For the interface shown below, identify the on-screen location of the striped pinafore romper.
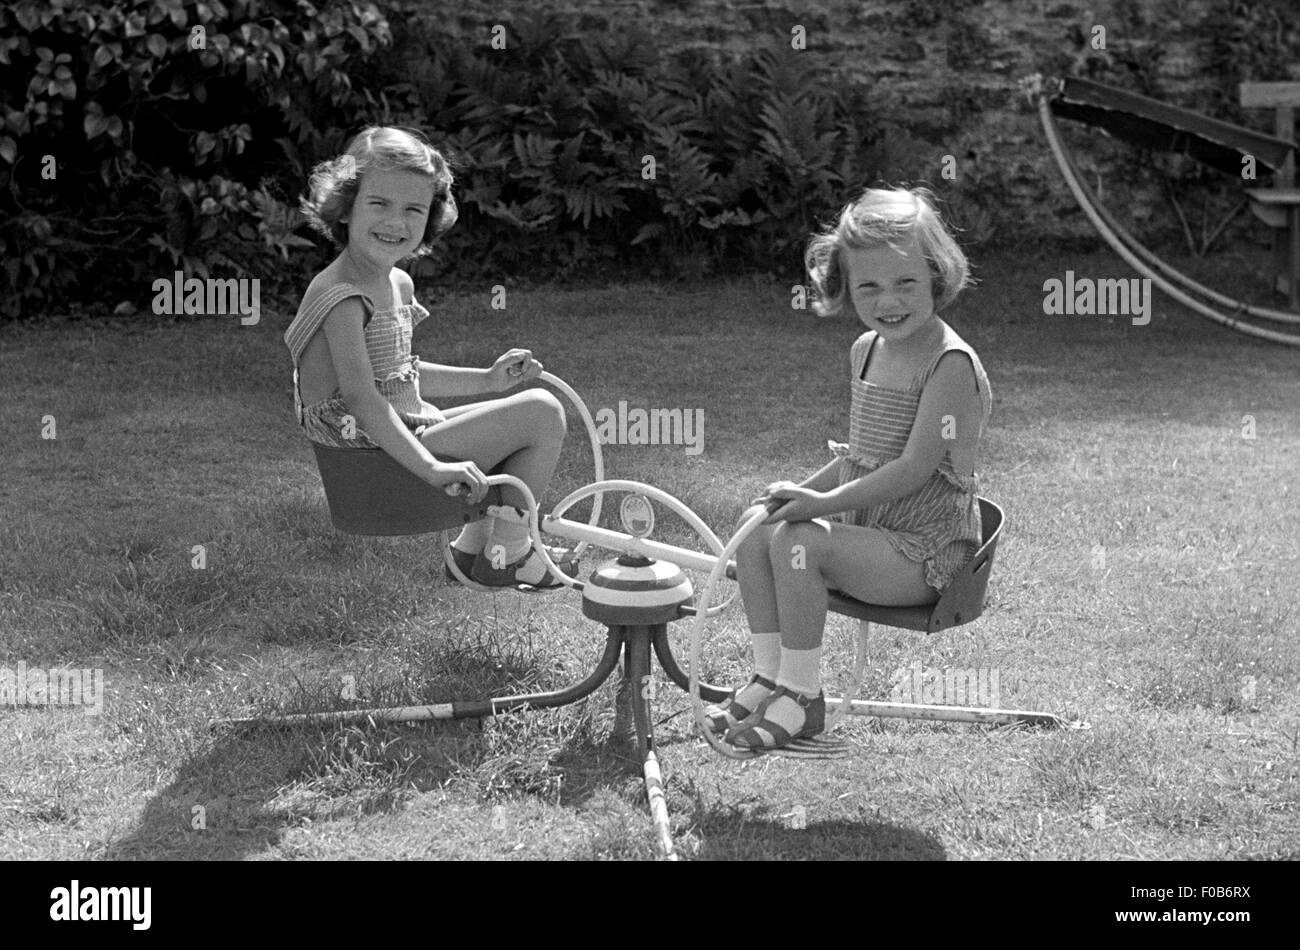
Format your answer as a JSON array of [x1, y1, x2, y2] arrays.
[[282, 281, 446, 448], [828, 326, 993, 594]]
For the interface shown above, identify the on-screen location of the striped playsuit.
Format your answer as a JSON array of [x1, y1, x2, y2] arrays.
[[828, 326, 993, 594], [282, 281, 446, 448]]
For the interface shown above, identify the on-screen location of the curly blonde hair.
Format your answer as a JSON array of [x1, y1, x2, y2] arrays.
[[806, 187, 971, 316], [300, 126, 458, 257]]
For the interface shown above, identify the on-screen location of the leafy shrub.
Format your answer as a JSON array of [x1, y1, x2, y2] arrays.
[[0, 3, 941, 314], [7, 1, 1300, 319], [344, 10, 890, 281], [0, 0, 392, 319]]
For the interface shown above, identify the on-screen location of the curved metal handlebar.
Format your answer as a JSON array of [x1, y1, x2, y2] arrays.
[[442, 371, 609, 591], [547, 478, 739, 617], [442, 373, 787, 755]]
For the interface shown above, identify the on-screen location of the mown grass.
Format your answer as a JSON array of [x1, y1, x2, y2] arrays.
[[1, 242, 1297, 860]]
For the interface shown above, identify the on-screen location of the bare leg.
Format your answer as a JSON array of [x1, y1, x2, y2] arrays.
[[734, 504, 781, 633], [769, 519, 937, 650], [418, 389, 566, 511], [702, 505, 781, 728], [731, 519, 936, 747]]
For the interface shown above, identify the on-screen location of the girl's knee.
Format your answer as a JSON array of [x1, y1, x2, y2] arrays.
[[518, 389, 566, 438], [736, 503, 767, 530], [735, 505, 775, 555], [769, 520, 827, 567]]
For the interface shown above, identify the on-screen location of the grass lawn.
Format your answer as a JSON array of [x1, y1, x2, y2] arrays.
[[2, 244, 1297, 860]]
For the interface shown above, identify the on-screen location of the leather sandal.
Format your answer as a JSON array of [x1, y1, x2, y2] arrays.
[[469, 544, 579, 589], [728, 686, 826, 750], [702, 674, 776, 733], [444, 546, 478, 585]]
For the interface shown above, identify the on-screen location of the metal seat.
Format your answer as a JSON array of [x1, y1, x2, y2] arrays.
[[310, 443, 500, 537], [827, 497, 1003, 633]]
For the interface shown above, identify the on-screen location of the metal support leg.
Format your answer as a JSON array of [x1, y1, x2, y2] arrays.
[[215, 628, 624, 728], [623, 624, 677, 860], [651, 623, 731, 704]]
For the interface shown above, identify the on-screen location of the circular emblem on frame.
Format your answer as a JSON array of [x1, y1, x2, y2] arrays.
[[620, 494, 654, 539]]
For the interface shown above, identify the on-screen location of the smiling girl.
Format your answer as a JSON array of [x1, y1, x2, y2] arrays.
[[284, 127, 576, 588], [705, 187, 993, 750]]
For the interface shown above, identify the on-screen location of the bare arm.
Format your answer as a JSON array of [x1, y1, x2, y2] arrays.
[[416, 361, 499, 399], [752, 459, 845, 509], [799, 459, 843, 493]]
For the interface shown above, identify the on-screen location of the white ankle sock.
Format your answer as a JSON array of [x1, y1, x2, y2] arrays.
[[485, 505, 532, 566], [484, 504, 559, 584], [752, 632, 781, 682], [749, 645, 822, 737], [732, 632, 780, 710], [452, 519, 490, 554], [776, 645, 822, 698]]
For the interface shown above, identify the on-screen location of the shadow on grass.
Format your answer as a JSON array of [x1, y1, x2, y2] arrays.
[[550, 739, 644, 803], [103, 716, 486, 860], [102, 649, 638, 860], [691, 811, 945, 860]]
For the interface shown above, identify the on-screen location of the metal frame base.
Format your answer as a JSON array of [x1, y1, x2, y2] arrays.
[[215, 623, 1079, 859]]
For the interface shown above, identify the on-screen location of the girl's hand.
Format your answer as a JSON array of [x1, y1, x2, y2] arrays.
[[757, 482, 825, 524], [751, 480, 801, 509], [429, 460, 490, 503], [489, 349, 543, 391]]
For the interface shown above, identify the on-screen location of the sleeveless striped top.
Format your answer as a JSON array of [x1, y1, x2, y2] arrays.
[[829, 324, 993, 593], [282, 281, 446, 449]]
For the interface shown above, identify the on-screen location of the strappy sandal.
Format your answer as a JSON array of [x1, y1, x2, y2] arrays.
[[444, 546, 478, 585], [727, 686, 826, 751], [702, 674, 776, 733], [469, 544, 579, 589]]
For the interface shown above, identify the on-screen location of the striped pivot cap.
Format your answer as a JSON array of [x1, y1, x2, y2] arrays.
[[581, 555, 694, 625]]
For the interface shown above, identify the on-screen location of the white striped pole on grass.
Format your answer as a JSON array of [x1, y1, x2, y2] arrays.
[[642, 750, 677, 860]]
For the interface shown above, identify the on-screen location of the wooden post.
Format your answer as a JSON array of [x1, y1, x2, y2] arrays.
[[1276, 104, 1295, 187], [1240, 82, 1300, 304]]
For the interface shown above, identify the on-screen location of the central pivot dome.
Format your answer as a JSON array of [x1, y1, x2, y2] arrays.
[[581, 554, 694, 625]]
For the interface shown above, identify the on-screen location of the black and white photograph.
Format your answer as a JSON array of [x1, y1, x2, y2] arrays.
[[0, 0, 1295, 900]]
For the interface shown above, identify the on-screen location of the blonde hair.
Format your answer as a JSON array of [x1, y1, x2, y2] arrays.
[[301, 126, 457, 257], [806, 186, 971, 316]]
